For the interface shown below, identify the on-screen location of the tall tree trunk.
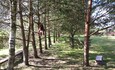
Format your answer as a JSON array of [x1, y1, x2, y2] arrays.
[[55, 31, 58, 41], [48, 23, 51, 48], [53, 24, 56, 43], [32, 20, 39, 58], [47, 9, 51, 48], [25, 23, 30, 65], [58, 32, 60, 37], [7, 0, 17, 70], [44, 9, 48, 49], [55, 17, 58, 42], [84, 0, 92, 66], [37, 0, 43, 53], [19, 0, 29, 65], [53, 30, 56, 43], [69, 34, 74, 48], [23, 0, 36, 65], [37, 21, 43, 53], [30, 0, 38, 58], [48, 28, 51, 48], [38, 35, 43, 53]]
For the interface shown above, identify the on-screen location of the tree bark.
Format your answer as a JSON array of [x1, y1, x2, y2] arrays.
[[38, 35, 43, 53], [25, 23, 30, 65], [47, 9, 51, 48], [19, 0, 29, 65], [53, 28, 56, 43], [32, 21, 39, 58], [69, 34, 74, 48], [48, 22, 51, 48], [84, 0, 92, 66], [7, 0, 17, 70], [44, 9, 48, 49], [37, 0, 43, 53], [30, 0, 39, 58], [56, 31, 58, 41], [44, 2, 48, 49]]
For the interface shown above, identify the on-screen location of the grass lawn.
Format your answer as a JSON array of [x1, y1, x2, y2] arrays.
[[1, 35, 115, 70], [90, 36, 115, 69], [49, 35, 115, 69]]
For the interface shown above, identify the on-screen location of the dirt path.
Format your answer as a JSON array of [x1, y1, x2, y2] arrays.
[[14, 48, 84, 70], [14, 48, 110, 70]]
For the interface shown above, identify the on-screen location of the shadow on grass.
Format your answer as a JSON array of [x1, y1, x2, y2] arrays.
[[56, 50, 84, 66], [89, 53, 115, 69], [15, 36, 115, 70]]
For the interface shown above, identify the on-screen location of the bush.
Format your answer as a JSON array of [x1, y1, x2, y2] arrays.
[[0, 30, 9, 49]]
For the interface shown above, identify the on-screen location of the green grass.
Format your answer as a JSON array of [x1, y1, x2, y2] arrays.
[[51, 35, 115, 69], [1, 35, 115, 70], [90, 36, 115, 64]]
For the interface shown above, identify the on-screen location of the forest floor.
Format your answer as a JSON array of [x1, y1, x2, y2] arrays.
[[14, 46, 115, 70], [0, 36, 115, 70], [14, 36, 115, 70]]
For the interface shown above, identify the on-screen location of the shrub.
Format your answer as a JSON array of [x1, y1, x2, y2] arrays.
[[0, 30, 9, 49]]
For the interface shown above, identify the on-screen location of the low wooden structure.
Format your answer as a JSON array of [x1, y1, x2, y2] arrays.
[[0, 50, 23, 69]]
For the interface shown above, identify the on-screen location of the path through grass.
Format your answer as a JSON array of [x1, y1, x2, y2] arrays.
[[3, 36, 115, 70]]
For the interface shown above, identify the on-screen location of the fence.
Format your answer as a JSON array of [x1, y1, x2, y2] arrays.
[[0, 50, 23, 69]]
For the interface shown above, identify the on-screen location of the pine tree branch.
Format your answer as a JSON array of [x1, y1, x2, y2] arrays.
[[90, 24, 115, 36]]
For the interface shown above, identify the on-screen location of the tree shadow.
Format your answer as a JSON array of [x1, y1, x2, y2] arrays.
[[27, 58, 83, 70], [89, 53, 115, 69]]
